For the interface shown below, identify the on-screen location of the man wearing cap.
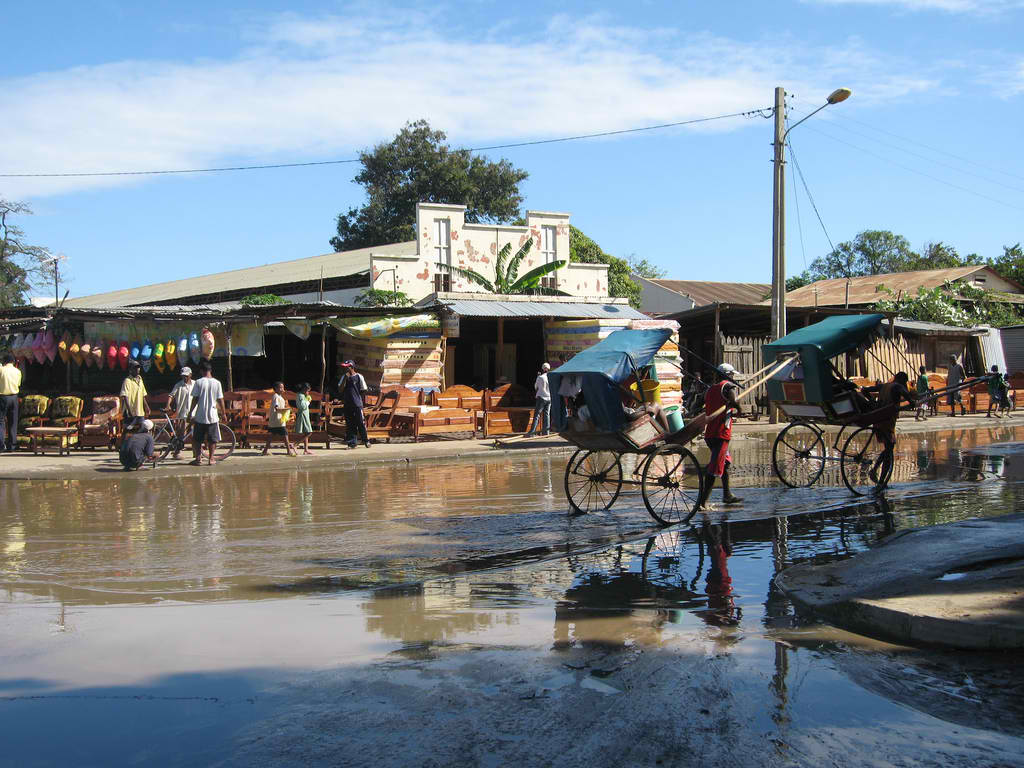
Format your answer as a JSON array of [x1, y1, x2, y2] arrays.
[[0, 354, 22, 452], [695, 363, 744, 511], [336, 360, 369, 448], [167, 367, 194, 459], [120, 360, 148, 431], [119, 419, 155, 471], [525, 362, 552, 437]]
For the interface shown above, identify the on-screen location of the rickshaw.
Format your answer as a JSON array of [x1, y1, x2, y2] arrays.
[[553, 328, 794, 525], [763, 313, 985, 495]]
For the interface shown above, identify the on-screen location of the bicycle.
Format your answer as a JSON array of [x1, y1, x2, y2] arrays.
[[152, 410, 236, 463]]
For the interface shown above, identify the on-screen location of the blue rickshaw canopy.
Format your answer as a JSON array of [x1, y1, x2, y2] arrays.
[[549, 328, 672, 432]]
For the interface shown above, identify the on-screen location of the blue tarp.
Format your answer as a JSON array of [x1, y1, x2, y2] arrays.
[[549, 328, 672, 432]]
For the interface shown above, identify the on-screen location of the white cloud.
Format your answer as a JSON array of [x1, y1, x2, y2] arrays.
[[802, 0, 1024, 12], [0, 13, 949, 197]]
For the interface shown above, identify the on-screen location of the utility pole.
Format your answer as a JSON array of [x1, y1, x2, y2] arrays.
[[770, 86, 787, 343]]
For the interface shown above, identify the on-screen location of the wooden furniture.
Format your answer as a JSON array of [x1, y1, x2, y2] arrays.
[[79, 396, 121, 450], [342, 385, 418, 443], [15, 395, 50, 450], [243, 390, 284, 448], [221, 391, 248, 439], [413, 408, 477, 440], [925, 374, 945, 416], [42, 395, 84, 450], [27, 426, 78, 456], [1009, 375, 1024, 410], [969, 380, 988, 414], [481, 383, 535, 438], [420, 385, 485, 439]]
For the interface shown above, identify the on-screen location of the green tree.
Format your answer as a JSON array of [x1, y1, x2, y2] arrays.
[[330, 120, 529, 252], [239, 293, 289, 306], [809, 230, 917, 279], [0, 199, 54, 308], [989, 243, 1024, 286], [786, 271, 814, 292], [626, 254, 667, 279], [354, 288, 413, 307], [435, 238, 566, 296], [569, 226, 641, 308], [874, 280, 1024, 328]]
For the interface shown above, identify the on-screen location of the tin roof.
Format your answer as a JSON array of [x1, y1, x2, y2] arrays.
[[646, 280, 771, 306], [437, 298, 648, 319], [63, 241, 418, 309], [784, 266, 1024, 307]]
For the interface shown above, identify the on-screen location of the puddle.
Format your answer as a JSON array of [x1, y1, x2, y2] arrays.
[[2, 425, 1024, 765]]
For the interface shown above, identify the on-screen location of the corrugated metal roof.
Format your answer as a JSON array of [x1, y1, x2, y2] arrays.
[[647, 280, 771, 306], [784, 266, 1022, 307], [439, 299, 648, 319], [887, 318, 985, 336], [64, 241, 418, 309]]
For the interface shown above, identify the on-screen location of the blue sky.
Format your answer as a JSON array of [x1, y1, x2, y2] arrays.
[[5, 0, 1024, 300]]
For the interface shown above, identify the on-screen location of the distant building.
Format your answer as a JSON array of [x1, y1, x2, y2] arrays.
[[632, 276, 770, 316], [784, 266, 1024, 308]]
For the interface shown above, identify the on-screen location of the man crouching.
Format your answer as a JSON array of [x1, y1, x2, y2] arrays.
[[119, 419, 155, 471]]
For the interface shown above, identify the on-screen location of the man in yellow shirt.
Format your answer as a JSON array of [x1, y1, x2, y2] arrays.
[[120, 360, 148, 430], [0, 354, 22, 452]]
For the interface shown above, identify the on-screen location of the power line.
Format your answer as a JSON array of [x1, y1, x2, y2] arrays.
[[0, 108, 770, 179], [799, 122, 1024, 213], [788, 102, 1024, 196], [791, 97, 1024, 187], [786, 137, 837, 254]]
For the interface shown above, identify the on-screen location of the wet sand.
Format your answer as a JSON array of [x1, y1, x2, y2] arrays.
[[2, 426, 1024, 766]]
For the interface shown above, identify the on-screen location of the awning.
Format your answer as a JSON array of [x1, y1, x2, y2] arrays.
[[435, 299, 647, 320]]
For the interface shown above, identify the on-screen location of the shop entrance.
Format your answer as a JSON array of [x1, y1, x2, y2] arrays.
[[447, 318, 545, 390]]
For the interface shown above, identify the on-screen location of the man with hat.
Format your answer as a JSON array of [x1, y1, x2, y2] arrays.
[[120, 359, 148, 431], [694, 363, 744, 511], [119, 418, 155, 471], [167, 366, 194, 459], [335, 359, 370, 448], [525, 362, 552, 437]]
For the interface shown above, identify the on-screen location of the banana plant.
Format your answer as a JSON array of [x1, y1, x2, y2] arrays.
[[435, 238, 568, 295]]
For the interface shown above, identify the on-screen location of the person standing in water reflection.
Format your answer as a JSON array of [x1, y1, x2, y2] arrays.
[[695, 363, 743, 511], [525, 362, 551, 437], [187, 359, 225, 466], [337, 360, 369, 448]]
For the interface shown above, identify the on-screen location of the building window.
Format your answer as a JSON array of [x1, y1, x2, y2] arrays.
[[541, 225, 557, 290], [434, 219, 452, 292]]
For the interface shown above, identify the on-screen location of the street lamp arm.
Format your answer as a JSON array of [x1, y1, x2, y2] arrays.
[[781, 101, 830, 143], [780, 87, 851, 143]]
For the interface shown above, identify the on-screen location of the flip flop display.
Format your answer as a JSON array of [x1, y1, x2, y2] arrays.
[[92, 341, 104, 369], [118, 341, 130, 370], [42, 330, 56, 363], [80, 340, 93, 367], [165, 339, 177, 370], [201, 328, 215, 359], [69, 335, 83, 366], [129, 341, 141, 362], [154, 341, 165, 373], [106, 341, 118, 370], [178, 336, 189, 366], [189, 332, 201, 364], [58, 331, 71, 363], [140, 340, 153, 372]]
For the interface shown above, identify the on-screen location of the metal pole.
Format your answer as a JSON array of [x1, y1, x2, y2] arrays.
[[771, 86, 786, 342]]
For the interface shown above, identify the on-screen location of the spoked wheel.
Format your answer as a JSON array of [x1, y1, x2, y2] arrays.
[[564, 449, 623, 514], [840, 427, 892, 496], [152, 424, 183, 462], [772, 420, 827, 488], [641, 445, 703, 526], [184, 424, 237, 463]]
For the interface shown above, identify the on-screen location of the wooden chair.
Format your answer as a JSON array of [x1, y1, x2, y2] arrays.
[[79, 396, 121, 450], [925, 374, 946, 416], [481, 383, 536, 438], [221, 391, 248, 443], [969, 380, 988, 414], [15, 395, 51, 450], [350, 386, 418, 443], [41, 395, 84, 450], [244, 390, 279, 448], [1009, 375, 1024, 411]]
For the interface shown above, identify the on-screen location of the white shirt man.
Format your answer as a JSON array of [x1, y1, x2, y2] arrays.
[[169, 368, 194, 418], [526, 362, 552, 436]]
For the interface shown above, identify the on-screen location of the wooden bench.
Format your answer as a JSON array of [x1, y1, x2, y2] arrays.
[[359, 387, 417, 443], [413, 408, 478, 440], [481, 383, 535, 438]]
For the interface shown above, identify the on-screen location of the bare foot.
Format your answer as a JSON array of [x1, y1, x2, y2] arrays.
[[189, 459, 202, 466], [208, 458, 217, 465], [303, 450, 312, 456], [261, 449, 269, 456]]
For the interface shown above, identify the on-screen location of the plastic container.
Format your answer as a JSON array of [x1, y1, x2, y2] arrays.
[[630, 379, 662, 404], [663, 404, 685, 433]]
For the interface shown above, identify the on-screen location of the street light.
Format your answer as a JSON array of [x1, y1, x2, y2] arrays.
[[770, 86, 851, 342]]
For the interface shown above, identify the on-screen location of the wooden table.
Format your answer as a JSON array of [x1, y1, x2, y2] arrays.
[[26, 427, 78, 456]]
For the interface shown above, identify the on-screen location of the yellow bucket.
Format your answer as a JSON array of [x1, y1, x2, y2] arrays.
[[630, 379, 662, 404]]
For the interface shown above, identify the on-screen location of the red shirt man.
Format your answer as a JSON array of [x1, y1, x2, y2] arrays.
[[695, 363, 743, 510]]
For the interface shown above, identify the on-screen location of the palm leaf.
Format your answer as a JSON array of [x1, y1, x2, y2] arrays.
[[509, 260, 566, 293], [522, 285, 571, 297], [434, 262, 494, 293], [494, 243, 512, 292], [505, 239, 533, 287]]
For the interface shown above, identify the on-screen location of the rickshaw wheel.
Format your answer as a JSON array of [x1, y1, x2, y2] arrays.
[[564, 449, 623, 515], [840, 427, 893, 496], [641, 445, 703, 526], [772, 420, 827, 488]]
